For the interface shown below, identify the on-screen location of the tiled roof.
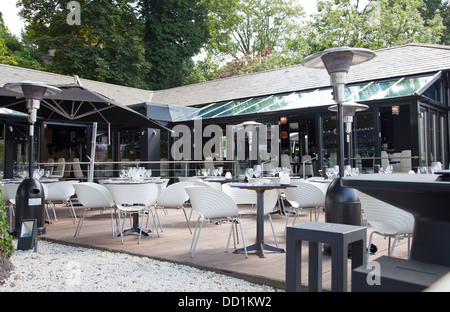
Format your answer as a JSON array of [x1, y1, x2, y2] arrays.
[[0, 64, 154, 105], [0, 43, 448, 108], [151, 43, 450, 107]]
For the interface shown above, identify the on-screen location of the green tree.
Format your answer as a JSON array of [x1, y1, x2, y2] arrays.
[[139, 0, 209, 90], [195, 0, 305, 80], [19, 0, 150, 88], [0, 13, 19, 66], [304, 0, 444, 52]]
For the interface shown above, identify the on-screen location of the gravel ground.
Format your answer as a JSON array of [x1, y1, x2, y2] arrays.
[[0, 240, 282, 292]]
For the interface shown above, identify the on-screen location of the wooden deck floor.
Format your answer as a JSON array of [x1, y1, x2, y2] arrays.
[[37, 201, 410, 291]]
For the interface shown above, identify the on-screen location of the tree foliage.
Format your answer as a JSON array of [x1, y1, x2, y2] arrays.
[[1, 0, 449, 88], [139, 0, 209, 90], [18, 0, 149, 88], [301, 0, 444, 53]]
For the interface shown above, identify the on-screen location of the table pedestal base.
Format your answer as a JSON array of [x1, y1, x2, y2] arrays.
[[234, 243, 284, 258]]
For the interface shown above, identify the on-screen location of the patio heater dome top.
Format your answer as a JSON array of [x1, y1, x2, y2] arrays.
[[328, 102, 369, 116], [236, 121, 263, 127], [4, 81, 62, 100], [302, 47, 376, 74]]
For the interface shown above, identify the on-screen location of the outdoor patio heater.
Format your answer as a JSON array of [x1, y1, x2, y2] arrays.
[[4, 81, 62, 236], [302, 47, 375, 250], [328, 102, 369, 167]]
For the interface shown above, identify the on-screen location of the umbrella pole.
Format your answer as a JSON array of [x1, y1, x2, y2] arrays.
[[88, 122, 97, 182]]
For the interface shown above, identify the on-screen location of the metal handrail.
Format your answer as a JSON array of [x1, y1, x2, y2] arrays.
[[37, 160, 240, 181]]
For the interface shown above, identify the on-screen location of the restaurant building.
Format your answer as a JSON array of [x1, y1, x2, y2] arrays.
[[0, 43, 449, 178]]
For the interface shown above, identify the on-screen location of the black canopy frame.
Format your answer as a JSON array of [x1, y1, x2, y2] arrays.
[[0, 84, 171, 131]]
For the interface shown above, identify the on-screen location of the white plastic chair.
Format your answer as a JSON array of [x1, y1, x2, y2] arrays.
[[381, 151, 389, 170], [357, 191, 414, 260], [73, 182, 116, 238], [186, 186, 247, 258], [400, 150, 412, 173], [239, 189, 280, 248], [50, 158, 65, 178], [283, 180, 326, 233], [72, 158, 86, 180], [108, 183, 160, 244], [280, 154, 294, 173], [155, 181, 194, 234], [299, 154, 313, 177], [222, 183, 256, 207], [1, 183, 18, 231], [45, 181, 78, 224]]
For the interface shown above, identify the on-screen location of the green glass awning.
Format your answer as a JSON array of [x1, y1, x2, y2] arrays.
[[175, 73, 439, 121]]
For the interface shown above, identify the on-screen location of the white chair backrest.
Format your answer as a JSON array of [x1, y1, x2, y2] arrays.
[[263, 189, 279, 214], [108, 183, 159, 207], [202, 181, 222, 191], [1, 184, 10, 202], [186, 186, 239, 219], [72, 158, 85, 179], [4, 183, 19, 204], [53, 158, 65, 176], [400, 150, 412, 173], [47, 181, 76, 201], [284, 181, 325, 208], [47, 158, 55, 174], [280, 154, 292, 171], [357, 191, 414, 235], [301, 154, 313, 176], [381, 151, 389, 169], [156, 181, 192, 206], [222, 183, 256, 205], [73, 182, 115, 208]]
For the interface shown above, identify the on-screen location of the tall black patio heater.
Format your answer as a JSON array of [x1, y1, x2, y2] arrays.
[[302, 48, 375, 252], [4, 81, 62, 236]]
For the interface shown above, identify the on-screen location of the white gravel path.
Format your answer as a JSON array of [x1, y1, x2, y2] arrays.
[[0, 240, 282, 292]]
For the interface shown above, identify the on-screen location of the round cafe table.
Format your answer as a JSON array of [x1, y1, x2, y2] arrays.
[[230, 182, 296, 258], [341, 172, 450, 267], [104, 180, 164, 237]]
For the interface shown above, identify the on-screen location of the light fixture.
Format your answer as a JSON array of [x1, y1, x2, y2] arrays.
[[280, 116, 288, 124], [328, 102, 369, 134], [392, 106, 400, 115]]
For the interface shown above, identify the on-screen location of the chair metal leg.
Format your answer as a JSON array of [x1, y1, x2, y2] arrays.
[[52, 203, 58, 223], [268, 215, 279, 248], [190, 218, 205, 257], [44, 204, 53, 226], [181, 206, 192, 234], [236, 218, 248, 258], [66, 200, 77, 224], [74, 209, 88, 237]]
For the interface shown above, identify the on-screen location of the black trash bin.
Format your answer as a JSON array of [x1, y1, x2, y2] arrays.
[[14, 178, 46, 236]]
